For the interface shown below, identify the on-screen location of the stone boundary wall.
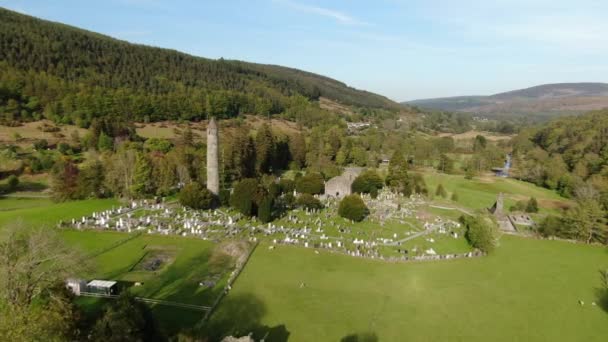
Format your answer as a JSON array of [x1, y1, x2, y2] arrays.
[[273, 241, 485, 263]]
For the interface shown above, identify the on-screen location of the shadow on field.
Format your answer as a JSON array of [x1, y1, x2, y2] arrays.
[[340, 332, 379, 342], [595, 288, 608, 313], [199, 293, 290, 342], [596, 269, 608, 314]]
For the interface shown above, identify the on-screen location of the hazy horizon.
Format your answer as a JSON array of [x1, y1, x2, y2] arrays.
[[2, 0, 607, 101]]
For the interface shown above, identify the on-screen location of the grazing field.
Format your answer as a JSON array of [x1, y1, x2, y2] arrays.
[[0, 197, 118, 227], [0, 120, 87, 145], [0, 196, 234, 335], [423, 172, 571, 214], [210, 236, 608, 341], [65, 230, 231, 334]]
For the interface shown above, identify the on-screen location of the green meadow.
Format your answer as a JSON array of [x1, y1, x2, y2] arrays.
[[423, 172, 571, 215], [211, 236, 608, 341]]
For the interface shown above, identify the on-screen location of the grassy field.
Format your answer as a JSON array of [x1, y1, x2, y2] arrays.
[[0, 197, 118, 227], [64, 230, 229, 334], [0, 196, 232, 335], [423, 172, 571, 215], [210, 236, 608, 341]]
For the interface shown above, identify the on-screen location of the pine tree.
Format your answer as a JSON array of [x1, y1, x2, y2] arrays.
[[255, 124, 275, 175]]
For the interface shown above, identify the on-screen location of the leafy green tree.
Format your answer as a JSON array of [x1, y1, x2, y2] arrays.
[[437, 153, 454, 173], [537, 215, 565, 237], [130, 153, 154, 198], [97, 131, 114, 151], [230, 178, 259, 216], [295, 172, 324, 195], [525, 197, 539, 213], [351, 170, 383, 195], [460, 215, 497, 253], [50, 159, 80, 201], [278, 178, 295, 194], [338, 195, 369, 222], [144, 138, 173, 153], [91, 292, 163, 342], [0, 226, 86, 342], [77, 160, 105, 198], [179, 182, 216, 210], [566, 199, 607, 244], [6, 174, 19, 192], [295, 193, 323, 210]]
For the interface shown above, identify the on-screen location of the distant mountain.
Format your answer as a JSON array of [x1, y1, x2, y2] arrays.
[[0, 7, 398, 125], [405, 83, 608, 117]]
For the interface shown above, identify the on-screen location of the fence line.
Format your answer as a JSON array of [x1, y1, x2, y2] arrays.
[[200, 241, 259, 325], [87, 231, 143, 258], [78, 292, 211, 311]]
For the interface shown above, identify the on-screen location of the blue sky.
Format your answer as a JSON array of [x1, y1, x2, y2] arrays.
[[2, 0, 608, 101]]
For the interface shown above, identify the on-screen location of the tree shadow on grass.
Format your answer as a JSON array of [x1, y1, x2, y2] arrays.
[[595, 269, 608, 314], [197, 292, 290, 342], [340, 332, 379, 342], [595, 287, 608, 313]]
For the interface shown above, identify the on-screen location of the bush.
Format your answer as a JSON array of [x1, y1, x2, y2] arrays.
[[296, 193, 324, 210], [179, 182, 216, 209], [351, 170, 383, 195], [526, 197, 539, 213], [57, 142, 72, 155], [460, 215, 497, 253], [537, 215, 565, 237], [278, 178, 295, 194], [257, 196, 273, 223], [33, 139, 48, 150], [219, 189, 231, 207], [338, 195, 369, 222], [6, 175, 19, 192], [295, 172, 324, 195], [230, 178, 259, 216], [451, 192, 459, 201], [510, 200, 526, 212], [435, 184, 447, 198]]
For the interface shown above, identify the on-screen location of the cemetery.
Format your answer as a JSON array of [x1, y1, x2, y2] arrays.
[[58, 187, 475, 262]]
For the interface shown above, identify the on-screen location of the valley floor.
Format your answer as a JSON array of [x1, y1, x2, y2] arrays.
[[210, 236, 608, 341]]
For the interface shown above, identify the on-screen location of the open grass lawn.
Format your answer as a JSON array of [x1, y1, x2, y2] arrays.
[[0, 197, 119, 227], [210, 235, 608, 341], [65, 230, 229, 334], [423, 172, 571, 215], [0, 196, 231, 334]]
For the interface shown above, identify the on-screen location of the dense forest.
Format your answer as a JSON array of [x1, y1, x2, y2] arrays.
[[0, 8, 399, 126], [511, 110, 608, 242]]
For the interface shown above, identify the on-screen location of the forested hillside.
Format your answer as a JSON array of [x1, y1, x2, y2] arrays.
[[512, 109, 608, 201], [0, 8, 398, 126]]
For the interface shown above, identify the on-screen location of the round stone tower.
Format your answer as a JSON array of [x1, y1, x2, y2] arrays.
[[206, 117, 220, 195]]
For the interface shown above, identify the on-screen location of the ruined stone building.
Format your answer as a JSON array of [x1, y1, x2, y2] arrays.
[[324, 167, 363, 198]]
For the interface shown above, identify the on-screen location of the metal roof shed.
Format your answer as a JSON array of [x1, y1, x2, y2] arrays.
[[87, 280, 118, 295]]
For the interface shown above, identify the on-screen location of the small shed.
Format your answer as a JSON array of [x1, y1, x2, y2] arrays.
[[87, 280, 118, 295], [66, 278, 87, 296]]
